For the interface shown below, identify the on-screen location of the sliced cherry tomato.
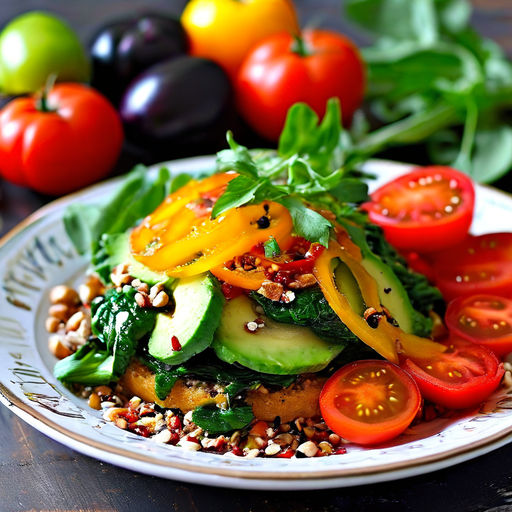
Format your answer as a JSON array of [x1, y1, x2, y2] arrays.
[[426, 233, 512, 300], [363, 166, 475, 252], [401, 336, 504, 409], [319, 360, 421, 445], [445, 295, 512, 357]]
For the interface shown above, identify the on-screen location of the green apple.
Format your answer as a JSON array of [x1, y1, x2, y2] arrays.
[[0, 11, 90, 94]]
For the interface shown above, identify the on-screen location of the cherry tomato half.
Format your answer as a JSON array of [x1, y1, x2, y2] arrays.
[[319, 360, 421, 445], [427, 233, 512, 301], [401, 336, 504, 409], [446, 295, 512, 357], [364, 166, 475, 252]]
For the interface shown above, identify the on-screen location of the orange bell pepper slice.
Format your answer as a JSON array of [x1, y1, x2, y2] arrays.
[[313, 237, 445, 363], [211, 266, 266, 290], [130, 172, 236, 254], [132, 201, 293, 277]]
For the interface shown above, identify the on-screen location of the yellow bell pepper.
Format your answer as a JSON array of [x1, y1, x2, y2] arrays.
[[313, 236, 445, 363]]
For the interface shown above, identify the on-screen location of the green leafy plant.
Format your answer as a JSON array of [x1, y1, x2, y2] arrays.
[[345, 0, 512, 183]]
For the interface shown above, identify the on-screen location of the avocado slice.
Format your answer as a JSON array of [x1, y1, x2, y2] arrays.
[[103, 232, 173, 287], [148, 273, 224, 365], [334, 260, 365, 316], [213, 295, 343, 375]]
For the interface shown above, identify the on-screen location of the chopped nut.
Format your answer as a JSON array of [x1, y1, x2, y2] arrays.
[[273, 433, 293, 446], [265, 443, 281, 456], [48, 335, 72, 359], [88, 393, 101, 410], [152, 290, 169, 308], [328, 433, 341, 445], [135, 292, 150, 308], [288, 273, 317, 289], [303, 426, 315, 439], [153, 429, 172, 443], [296, 441, 318, 458], [131, 278, 142, 288], [244, 448, 260, 459], [318, 441, 333, 454], [257, 280, 284, 301], [103, 406, 125, 421], [66, 311, 85, 331], [178, 438, 201, 451], [48, 304, 72, 322], [101, 401, 117, 410], [129, 396, 142, 409], [49, 285, 80, 306], [281, 290, 295, 303], [149, 283, 165, 301], [78, 275, 104, 304], [45, 316, 60, 333], [115, 417, 128, 429], [76, 318, 91, 339]]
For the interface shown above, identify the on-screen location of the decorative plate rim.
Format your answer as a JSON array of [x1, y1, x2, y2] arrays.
[[1, 155, 512, 490]]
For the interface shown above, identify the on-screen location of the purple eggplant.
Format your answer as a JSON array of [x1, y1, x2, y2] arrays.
[[120, 56, 234, 161], [89, 13, 188, 105]]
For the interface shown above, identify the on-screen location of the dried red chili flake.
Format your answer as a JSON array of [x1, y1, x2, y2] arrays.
[[334, 447, 347, 455], [171, 336, 182, 351], [128, 423, 151, 438], [119, 410, 139, 423], [276, 448, 295, 459], [221, 282, 244, 300], [186, 435, 201, 444], [169, 415, 182, 431], [231, 446, 243, 456], [169, 432, 180, 445]]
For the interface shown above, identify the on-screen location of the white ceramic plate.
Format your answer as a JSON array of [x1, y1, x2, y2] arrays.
[[1, 156, 512, 490]]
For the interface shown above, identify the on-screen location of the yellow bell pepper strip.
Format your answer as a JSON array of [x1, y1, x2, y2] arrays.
[[132, 202, 293, 277], [313, 238, 445, 363], [130, 172, 236, 254], [210, 266, 266, 290]]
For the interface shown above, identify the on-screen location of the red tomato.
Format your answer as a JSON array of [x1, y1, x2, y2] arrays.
[[401, 337, 504, 409], [445, 295, 512, 357], [364, 166, 475, 252], [236, 29, 365, 141], [319, 360, 421, 445], [427, 233, 512, 301], [0, 83, 123, 195]]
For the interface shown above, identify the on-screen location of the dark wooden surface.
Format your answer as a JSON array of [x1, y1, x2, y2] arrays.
[[2, 1, 512, 511]]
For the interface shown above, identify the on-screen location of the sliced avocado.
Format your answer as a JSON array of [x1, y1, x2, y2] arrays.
[[104, 232, 173, 287], [148, 273, 224, 365], [213, 295, 343, 375], [361, 254, 417, 333]]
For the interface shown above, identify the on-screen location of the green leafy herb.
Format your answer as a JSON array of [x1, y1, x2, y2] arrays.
[[345, 0, 512, 183], [213, 99, 370, 246], [263, 236, 281, 258], [92, 287, 157, 378], [191, 405, 254, 434], [54, 339, 114, 386]]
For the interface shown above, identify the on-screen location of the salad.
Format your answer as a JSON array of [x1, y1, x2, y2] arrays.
[[46, 100, 510, 458]]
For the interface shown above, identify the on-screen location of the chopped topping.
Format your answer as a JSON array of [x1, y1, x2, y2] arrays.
[[171, 335, 182, 351]]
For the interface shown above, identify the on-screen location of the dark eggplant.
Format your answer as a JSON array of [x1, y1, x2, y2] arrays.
[[120, 56, 234, 161], [89, 13, 188, 105]]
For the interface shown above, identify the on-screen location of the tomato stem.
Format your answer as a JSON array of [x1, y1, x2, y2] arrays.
[[36, 74, 57, 113], [291, 34, 311, 57]]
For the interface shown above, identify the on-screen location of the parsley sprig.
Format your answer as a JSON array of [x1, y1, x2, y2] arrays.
[[211, 99, 369, 247]]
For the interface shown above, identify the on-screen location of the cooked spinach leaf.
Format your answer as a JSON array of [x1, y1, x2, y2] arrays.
[[139, 349, 296, 401], [250, 287, 362, 345], [92, 287, 157, 378], [53, 339, 114, 385], [191, 405, 254, 434]]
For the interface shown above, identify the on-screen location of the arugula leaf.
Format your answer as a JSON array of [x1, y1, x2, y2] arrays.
[[54, 339, 114, 385], [263, 236, 281, 258], [278, 197, 332, 247], [346, 0, 512, 183], [92, 287, 157, 377], [191, 405, 254, 434], [211, 175, 264, 218], [64, 165, 171, 257]]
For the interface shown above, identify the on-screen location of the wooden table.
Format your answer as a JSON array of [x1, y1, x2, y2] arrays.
[[1, 1, 512, 510]]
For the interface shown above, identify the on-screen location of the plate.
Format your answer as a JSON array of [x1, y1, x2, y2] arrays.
[[1, 156, 512, 490]]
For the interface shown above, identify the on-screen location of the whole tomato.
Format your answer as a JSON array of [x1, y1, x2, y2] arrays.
[[181, 0, 299, 80], [0, 83, 123, 195], [236, 30, 366, 141]]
